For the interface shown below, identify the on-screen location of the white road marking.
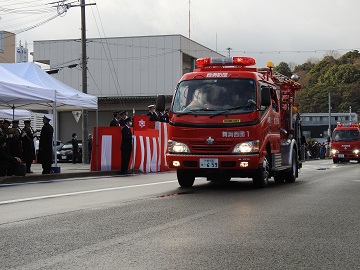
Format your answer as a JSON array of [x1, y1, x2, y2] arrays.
[[0, 180, 177, 205]]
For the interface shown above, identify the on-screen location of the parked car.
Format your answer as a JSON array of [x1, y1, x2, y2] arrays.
[[56, 140, 82, 163], [56, 141, 64, 151]]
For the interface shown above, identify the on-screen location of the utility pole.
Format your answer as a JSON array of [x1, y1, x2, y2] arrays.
[[188, 0, 191, 39], [80, 0, 88, 164], [51, 0, 95, 163], [328, 92, 331, 138], [349, 106, 352, 123], [69, 0, 95, 164]]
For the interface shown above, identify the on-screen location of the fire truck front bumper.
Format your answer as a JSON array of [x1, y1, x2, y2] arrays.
[[331, 152, 360, 160], [167, 154, 261, 172]]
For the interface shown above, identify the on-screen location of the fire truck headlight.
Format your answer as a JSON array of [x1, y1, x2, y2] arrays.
[[168, 140, 190, 153], [331, 149, 339, 155], [232, 140, 260, 154], [353, 149, 360, 155]]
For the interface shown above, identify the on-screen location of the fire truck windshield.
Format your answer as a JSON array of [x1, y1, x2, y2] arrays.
[[332, 129, 360, 142], [172, 79, 256, 114]]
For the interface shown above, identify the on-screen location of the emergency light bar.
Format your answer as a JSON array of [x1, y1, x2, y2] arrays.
[[337, 123, 359, 127], [196, 57, 256, 68]]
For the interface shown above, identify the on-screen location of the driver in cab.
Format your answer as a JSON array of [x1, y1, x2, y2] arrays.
[[186, 87, 209, 109]]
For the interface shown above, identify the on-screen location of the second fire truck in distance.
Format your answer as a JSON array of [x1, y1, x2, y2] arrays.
[[156, 56, 306, 188], [331, 123, 360, 163]]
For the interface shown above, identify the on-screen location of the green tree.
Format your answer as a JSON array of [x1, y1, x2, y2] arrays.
[[294, 61, 315, 73], [307, 56, 337, 86], [274, 62, 292, 77], [266, 51, 360, 114], [337, 50, 360, 65]]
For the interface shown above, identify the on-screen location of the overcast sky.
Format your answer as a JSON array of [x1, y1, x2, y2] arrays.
[[2, 0, 360, 67]]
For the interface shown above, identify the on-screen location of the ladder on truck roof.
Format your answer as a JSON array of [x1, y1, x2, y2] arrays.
[[271, 71, 301, 89]]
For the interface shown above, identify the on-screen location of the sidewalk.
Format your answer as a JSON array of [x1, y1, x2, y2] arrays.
[[0, 162, 122, 185]]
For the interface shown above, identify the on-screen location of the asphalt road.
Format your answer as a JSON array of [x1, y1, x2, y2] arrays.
[[0, 159, 359, 270]]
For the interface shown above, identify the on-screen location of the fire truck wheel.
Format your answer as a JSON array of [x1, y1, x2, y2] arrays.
[[333, 158, 339, 164], [253, 157, 269, 188], [177, 170, 195, 187], [284, 150, 297, 183]]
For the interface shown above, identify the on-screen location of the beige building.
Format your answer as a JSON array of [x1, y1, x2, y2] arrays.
[[0, 31, 15, 63]]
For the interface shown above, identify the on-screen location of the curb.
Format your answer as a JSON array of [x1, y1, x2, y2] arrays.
[[0, 170, 140, 185]]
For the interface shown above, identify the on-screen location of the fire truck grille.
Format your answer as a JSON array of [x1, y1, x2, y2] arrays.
[[189, 141, 232, 152]]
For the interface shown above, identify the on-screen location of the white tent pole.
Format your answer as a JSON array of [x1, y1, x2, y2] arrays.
[[53, 92, 58, 168]]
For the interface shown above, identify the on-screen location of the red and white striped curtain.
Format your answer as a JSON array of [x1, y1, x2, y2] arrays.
[[91, 122, 169, 173]]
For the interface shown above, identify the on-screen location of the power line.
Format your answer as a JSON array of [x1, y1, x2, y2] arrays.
[[88, 1, 124, 101]]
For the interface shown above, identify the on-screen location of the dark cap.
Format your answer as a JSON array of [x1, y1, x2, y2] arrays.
[[3, 119, 10, 125], [113, 111, 119, 116], [125, 117, 132, 123], [120, 111, 127, 115], [148, 104, 155, 109], [72, 133, 77, 137], [24, 119, 31, 123]]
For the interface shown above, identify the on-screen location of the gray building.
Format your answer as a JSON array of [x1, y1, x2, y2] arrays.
[[33, 34, 224, 142], [300, 112, 359, 142]]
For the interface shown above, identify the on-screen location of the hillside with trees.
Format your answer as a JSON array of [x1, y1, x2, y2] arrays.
[[274, 50, 360, 114]]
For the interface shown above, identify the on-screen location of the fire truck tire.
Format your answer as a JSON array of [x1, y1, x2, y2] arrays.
[[333, 158, 339, 164], [177, 170, 195, 187], [284, 150, 297, 183], [253, 157, 269, 188]]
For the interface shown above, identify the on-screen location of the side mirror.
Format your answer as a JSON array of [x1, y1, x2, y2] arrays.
[[260, 87, 271, 107], [156, 95, 166, 112]]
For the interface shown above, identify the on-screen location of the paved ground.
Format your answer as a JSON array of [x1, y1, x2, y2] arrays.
[[0, 158, 329, 185]]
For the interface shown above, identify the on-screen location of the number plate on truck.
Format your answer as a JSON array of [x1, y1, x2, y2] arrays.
[[338, 154, 344, 158], [199, 158, 219, 168]]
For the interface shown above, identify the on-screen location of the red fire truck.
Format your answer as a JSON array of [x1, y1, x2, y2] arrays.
[[331, 123, 360, 163], [156, 56, 306, 187]]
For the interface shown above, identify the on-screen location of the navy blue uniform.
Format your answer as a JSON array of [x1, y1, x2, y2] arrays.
[[121, 125, 132, 174]]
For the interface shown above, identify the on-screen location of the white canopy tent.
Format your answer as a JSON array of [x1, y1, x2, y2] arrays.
[[0, 63, 97, 111], [0, 62, 98, 167], [0, 109, 31, 120]]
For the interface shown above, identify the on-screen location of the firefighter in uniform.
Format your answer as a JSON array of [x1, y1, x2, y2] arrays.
[[147, 105, 159, 121], [121, 117, 133, 175], [1, 120, 11, 154], [21, 119, 36, 173], [110, 111, 120, 127], [119, 111, 127, 126], [0, 136, 22, 177], [38, 114, 54, 174], [8, 120, 23, 160]]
